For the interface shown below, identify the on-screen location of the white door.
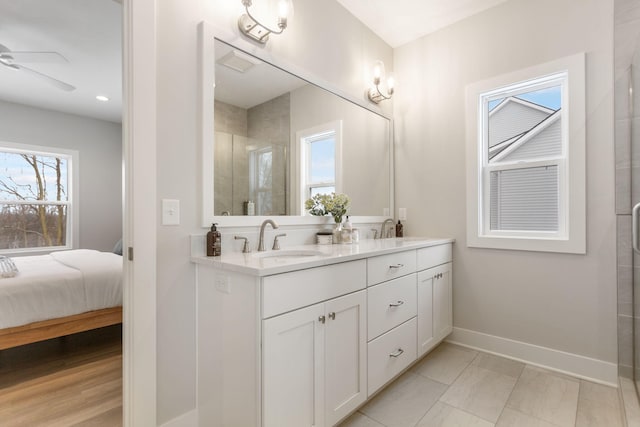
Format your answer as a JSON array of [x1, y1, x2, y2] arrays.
[[123, 0, 157, 425], [324, 290, 367, 426], [417, 269, 435, 357], [433, 263, 453, 341], [263, 303, 325, 427]]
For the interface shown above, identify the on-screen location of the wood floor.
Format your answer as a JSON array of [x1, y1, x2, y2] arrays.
[[0, 324, 122, 427]]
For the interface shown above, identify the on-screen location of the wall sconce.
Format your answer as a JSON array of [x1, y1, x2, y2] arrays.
[[238, 0, 293, 44], [368, 60, 395, 104]]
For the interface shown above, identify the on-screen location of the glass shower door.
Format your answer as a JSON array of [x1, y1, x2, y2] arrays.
[[632, 38, 640, 397]]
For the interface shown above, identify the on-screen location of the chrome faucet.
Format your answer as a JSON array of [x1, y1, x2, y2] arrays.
[[379, 218, 395, 239], [258, 219, 279, 251]]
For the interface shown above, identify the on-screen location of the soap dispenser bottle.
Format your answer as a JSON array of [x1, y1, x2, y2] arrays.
[[342, 215, 353, 244], [206, 223, 221, 256], [395, 220, 404, 238]]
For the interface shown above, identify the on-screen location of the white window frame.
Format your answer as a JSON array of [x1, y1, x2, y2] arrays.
[[465, 53, 585, 254], [296, 120, 343, 214], [0, 141, 79, 255]]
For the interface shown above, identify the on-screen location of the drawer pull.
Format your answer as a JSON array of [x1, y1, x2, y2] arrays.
[[389, 300, 404, 307], [389, 348, 404, 358], [318, 315, 326, 324], [328, 312, 336, 320], [389, 264, 404, 269]]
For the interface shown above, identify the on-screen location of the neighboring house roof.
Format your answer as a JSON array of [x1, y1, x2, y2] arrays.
[[489, 109, 561, 162], [488, 96, 556, 148]]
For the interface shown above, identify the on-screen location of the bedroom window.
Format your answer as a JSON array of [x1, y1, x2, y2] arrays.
[[466, 53, 586, 254], [0, 142, 77, 253]]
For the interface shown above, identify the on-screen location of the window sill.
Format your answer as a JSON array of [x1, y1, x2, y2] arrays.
[[467, 233, 585, 254]]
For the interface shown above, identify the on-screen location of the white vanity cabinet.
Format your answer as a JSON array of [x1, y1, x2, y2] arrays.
[[263, 290, 367, 427], [417, 245, 453, 357], [194, 238, 454, 427], [262, 260, 367, 427]]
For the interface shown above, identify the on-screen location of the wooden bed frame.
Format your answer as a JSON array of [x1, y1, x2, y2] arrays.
[[0, 306, 122, 350]]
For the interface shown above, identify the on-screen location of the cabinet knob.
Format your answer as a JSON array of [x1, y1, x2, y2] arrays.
[[389, 348, 404, 358], [328, 312, 336, 320], [389, 301, 404, 307], [389, 264, 404, 269], [318, 315, 326, 324]]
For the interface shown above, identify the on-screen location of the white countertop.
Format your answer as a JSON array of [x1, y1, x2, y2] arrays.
[[191, 237, 454, 276]]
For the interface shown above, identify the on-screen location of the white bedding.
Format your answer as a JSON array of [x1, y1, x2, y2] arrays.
[[0, 249, 123, 329]]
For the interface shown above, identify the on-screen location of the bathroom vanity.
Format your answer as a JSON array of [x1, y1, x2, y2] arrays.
[[193, 237, 453, 427]]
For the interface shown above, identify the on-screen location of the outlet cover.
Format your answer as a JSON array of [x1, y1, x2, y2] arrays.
[[215, 275, 231, 294], [398, 208, 407, 220]]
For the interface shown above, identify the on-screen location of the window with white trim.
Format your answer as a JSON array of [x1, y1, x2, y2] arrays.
[[0, 143, 76, 253], [298, 121, 342, 213], [466, 53, 585, 253]]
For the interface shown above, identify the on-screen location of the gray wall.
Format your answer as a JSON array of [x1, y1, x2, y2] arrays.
[[155, 0, 393, 423], [394, 0, 616, 364], [0, 100, 122, 252]]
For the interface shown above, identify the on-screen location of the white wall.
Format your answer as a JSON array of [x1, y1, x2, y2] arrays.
[[0, 100, 122, 252], [394, 0, 616, 372], [155, 0, 392, 423]]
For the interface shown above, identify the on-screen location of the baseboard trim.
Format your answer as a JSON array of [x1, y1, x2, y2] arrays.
[[159, 409, 198, 427], [447, 327, 618, 387]]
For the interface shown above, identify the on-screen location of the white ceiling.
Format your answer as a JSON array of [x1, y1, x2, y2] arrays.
[[336, 0, 510, 48], [0, 0, 122, 123], [0, 0, 508, 124]]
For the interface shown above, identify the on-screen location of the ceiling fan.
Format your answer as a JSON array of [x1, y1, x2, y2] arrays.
[[0, 43, 76, 92]]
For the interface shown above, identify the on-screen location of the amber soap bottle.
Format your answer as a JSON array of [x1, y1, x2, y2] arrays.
[[206, 223, 221, 256]]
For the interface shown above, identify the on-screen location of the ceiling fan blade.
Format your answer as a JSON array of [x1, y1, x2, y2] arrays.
[[0, 51, 69, 64], [15, 65, 76, 92]]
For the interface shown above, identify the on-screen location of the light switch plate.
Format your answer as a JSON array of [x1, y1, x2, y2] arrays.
[[162, 199, 180, 225], [398, 208, 407, 220]]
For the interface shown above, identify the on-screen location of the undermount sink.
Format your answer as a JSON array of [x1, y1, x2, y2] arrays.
[[253, 249, 325, 259]]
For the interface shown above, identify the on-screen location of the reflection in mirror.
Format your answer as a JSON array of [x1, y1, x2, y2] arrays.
[[211, 38, 391, 219]]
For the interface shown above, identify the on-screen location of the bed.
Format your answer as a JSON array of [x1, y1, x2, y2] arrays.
[[0, 249, 123, 350]]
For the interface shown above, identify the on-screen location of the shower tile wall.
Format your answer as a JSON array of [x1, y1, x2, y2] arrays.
[[214, 101, 248, 215], [615, 0, 640, 378], [214, 96, 290, 216]]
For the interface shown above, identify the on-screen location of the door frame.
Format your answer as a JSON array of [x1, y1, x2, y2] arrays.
[[122, 0, 157, 425]]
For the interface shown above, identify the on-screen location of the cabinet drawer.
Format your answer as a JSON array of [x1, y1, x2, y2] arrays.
[[262, 259, 366, 319], [367, 318, 417, 396], [367, 250, 416, 286], [368, 274, 417, 340], [417, 244, 452, 271]]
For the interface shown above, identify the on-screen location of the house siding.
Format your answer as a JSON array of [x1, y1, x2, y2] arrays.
[[489, 100, 551, 147]]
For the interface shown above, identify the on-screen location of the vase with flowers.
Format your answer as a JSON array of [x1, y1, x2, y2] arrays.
[[305, 192, 351, 243]]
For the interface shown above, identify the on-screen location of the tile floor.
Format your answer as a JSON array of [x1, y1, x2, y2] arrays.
[[339, 343, 625, 427]]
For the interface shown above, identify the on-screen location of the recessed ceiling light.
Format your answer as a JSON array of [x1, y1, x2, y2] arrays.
[[96, 95, 109, 102]]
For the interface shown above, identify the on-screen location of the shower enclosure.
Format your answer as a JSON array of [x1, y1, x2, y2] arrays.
[[214, 131, 288, 216], [616, 0, 640, 404]]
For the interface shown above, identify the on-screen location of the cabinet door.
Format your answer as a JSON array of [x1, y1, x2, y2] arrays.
[[417, 270, 435, 357], [433, 263, 453, 341], [263, 303, 325, 427], [325, 291, 367, 427]]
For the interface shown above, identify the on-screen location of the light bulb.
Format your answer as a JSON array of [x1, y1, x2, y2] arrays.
[[277, 0, 290, 19], [387, 75, 395, 91]]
